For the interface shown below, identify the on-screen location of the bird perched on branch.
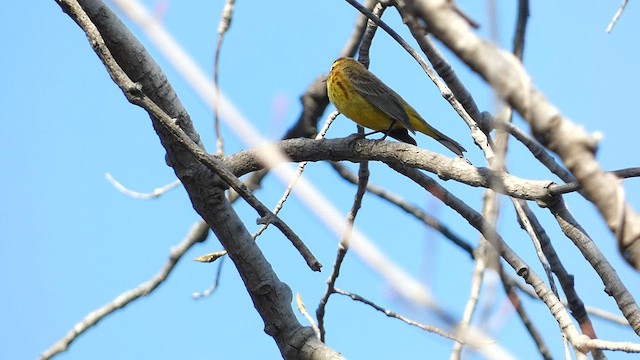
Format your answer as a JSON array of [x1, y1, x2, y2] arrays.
[[327, 57, 466, 156]]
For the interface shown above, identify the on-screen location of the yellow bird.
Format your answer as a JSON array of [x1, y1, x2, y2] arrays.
[[327, 57, 466, 156]]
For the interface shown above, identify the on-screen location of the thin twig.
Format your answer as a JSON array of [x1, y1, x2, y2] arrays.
[[334, 288, 517, 358], [511, 275, 631, 327], [496, 119, 576, 184], [451, 254, 487, 359], [512, 200, 558, 297], [296, 293, 321, 340], [585, 306, 630, 326], [501, 269, 553, 360], [356, 2, 387, 67], [549, 167, 640, 196], [512, 0, 529, 60], [330, 162, 474, 257], [317, 151, 370, 342], [386, 162, 585, 349], [334, 288, 463, 342], [105, 173, 181, 199], [253, 111, 338, 239], [212, 0, 235, 155], [395, 1, 482, 125], [606, 0, 629, 33], [563, 335, 575, 360], [344, 0, 424, 66], [39, 221, 209, 360], [192, 255, 226, 299]]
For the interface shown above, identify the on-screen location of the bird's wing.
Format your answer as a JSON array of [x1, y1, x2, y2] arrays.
[[349, 73, 416, 133]]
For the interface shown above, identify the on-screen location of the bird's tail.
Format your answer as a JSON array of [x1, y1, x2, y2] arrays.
[[388, 129, 417, 146], [408, 109, 466, 156], [393, 126, 465, 156], [434, 134, 466, 156], [420, 123, 466, 156]]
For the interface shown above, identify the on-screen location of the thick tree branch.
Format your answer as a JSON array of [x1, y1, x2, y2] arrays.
[[54, 0, 340, 358], [225, 137, 554, 200], [223, 137, 640, 338]]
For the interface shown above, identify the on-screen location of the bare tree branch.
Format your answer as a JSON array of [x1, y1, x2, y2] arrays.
[[317, 148, 369, 341], [334, 288, 461, 342], [212, 0, 236, 155], [501, 270, 553, 360], [105, 173, 181, 199], [546, 196, 640, 335], [40, 220, 209, 360], [330, 162, 475, 256], [53, 1, 340, 358], [512, 199, 606, 359], [406, 0, 640, 270], [450, 252, 487, 359], [47, 0, 640, 358], [225, 138, 554, 201], [606, 0, 629, 33]]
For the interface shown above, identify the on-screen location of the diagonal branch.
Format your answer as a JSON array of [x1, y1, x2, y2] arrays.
[[54, 1, 338, 358], [330, 162, 474, 256], [406, 0, 640, 270], [546, 196, 640, 335], [39, 220, 209, 360], [386, 163, 586, 353]]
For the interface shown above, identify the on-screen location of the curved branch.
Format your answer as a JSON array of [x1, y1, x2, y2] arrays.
[[40, 221, 209, 360]]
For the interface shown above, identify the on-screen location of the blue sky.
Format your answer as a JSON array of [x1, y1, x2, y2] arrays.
[[2, 1, 640, 359]]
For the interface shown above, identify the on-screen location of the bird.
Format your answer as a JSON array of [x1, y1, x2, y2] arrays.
[[327, 57, 466, 156]]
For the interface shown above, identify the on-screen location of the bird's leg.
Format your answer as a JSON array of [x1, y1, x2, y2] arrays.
[[362, 121, 397, 140], [362, 121, 397, 139], [363, 129, 382, 136], [379, 120, 398, 141]]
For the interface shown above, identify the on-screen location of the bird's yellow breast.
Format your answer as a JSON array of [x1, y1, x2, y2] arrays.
[[327, 68, 405, 131]]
